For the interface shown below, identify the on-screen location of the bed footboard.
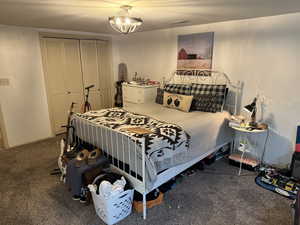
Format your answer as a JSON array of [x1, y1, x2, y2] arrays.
[[70, 118, 148, 218]]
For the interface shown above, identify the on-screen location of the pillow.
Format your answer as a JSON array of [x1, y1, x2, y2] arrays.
[[164, 83, 191, 95], [190, 83, 226, 112], [163, 92, 193, 112], [155, 88, 164, 105], [191, 83, 227, 96], [191, 94, 221, 113]]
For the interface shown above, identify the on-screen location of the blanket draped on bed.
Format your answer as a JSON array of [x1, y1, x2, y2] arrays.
[[70, 108, 190, 185]]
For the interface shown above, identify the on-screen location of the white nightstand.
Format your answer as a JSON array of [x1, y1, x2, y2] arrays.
[[122, 83, 159, 106], [228, 123, 269, 175]]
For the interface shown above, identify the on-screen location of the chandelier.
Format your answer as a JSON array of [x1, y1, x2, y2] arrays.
[[108, 5, 143, 34]]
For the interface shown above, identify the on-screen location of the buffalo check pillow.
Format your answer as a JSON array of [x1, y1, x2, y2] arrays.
[[155, 88, 164, 104], [190, 83, 227, 112], [164, 83, 191, 95]]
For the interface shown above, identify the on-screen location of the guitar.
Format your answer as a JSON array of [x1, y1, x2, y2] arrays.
[[114, 81, 123, 107], [61, 102, 76, 155]]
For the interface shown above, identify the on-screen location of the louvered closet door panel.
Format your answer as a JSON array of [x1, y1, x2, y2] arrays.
[[97, 40, 113, 108], [80, 40, 101, 110]]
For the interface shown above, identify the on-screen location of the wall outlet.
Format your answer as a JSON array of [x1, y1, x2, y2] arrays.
[[0, 78, 10, 86]]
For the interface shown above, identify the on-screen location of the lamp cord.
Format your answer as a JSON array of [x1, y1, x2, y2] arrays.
[[260, 128, 270, 167]]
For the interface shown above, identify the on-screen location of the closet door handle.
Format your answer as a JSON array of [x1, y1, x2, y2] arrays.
[[67, 91, 71, 94]]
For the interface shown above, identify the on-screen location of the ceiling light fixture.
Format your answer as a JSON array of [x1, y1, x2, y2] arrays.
[[108, 5, 143, 34]]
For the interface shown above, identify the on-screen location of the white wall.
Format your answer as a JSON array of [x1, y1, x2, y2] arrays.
[[0, 26, 52, 147], [113, 13, 300, 167], [0, 25, 114, 148]]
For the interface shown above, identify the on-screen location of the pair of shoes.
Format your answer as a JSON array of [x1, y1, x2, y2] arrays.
[[80, 196, 87, 203], [72, 195, 87, 203], [72, 195, 81, 201]]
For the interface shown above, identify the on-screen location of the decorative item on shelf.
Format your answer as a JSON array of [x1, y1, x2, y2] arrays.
[[243, 97, 257, 127], [108, 5, 143, 34]]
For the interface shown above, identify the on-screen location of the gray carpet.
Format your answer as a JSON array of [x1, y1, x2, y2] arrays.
[[0, 136, 292, 225]]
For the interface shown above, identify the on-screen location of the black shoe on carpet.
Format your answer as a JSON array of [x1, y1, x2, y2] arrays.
[[72, 195, 80, 201], [80, 196, 87, 203]]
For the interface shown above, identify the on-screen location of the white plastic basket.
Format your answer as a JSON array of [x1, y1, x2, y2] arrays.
[[89, 175, 134, 225]]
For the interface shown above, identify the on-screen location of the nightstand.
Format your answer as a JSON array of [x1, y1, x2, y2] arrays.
[[228, 123, 269, 175], [122, 83, 159, 106]]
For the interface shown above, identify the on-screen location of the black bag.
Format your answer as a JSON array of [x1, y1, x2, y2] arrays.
[[294, 190, 300, 225]]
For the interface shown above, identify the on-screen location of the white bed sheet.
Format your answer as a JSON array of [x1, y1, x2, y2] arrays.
[[124, 103, 233, 160]]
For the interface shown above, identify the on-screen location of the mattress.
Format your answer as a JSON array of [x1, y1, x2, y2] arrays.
[[70, 103, 232, 187], [123, 103, 233, 161]]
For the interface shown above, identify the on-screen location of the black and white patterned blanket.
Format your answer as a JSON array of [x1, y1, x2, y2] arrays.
[[72, 108, 190, 177]]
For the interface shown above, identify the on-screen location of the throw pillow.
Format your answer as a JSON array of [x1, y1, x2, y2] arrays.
[[163, 92, 193, 112], [155, 88, 164, 105], [164, 83, 191, 95], [190, 83, 226, 112]]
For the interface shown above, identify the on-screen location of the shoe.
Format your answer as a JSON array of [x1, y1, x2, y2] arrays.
[[80, 196, 87, 204], [72, 195, 80, 201]]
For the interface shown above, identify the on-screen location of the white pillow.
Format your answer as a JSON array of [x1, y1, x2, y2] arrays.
[[163, 92, 193, 112]]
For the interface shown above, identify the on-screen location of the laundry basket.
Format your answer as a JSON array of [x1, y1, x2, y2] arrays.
[[89, 174, 134, 225]]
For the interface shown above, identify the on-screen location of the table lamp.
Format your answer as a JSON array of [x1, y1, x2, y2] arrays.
[[243, 97, 257, 127]]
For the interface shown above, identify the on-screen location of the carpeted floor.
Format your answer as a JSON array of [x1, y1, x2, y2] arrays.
[[0, 136, 293, 225]]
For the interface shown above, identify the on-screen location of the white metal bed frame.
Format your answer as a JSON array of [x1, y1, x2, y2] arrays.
[[71, 69, 242, 220]]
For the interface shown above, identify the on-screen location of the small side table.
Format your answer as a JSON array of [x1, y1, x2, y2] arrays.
[[229, 124, 268, 175]]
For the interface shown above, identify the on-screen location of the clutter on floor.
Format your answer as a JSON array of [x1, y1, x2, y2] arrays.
[[66, 148, 109, 203], [88, 173, 134, 225], [292, 189, 300, 225], [133, 189, 164, 213], [54, 133, 232, 224], [255, 167, 300, 200], [255, 126, 300, 200]]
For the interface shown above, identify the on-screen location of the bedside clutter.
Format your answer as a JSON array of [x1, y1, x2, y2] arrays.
[[228, 115, 269, 175]]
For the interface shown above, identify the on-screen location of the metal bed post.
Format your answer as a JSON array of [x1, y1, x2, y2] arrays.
[[141, 135, 147, 220]]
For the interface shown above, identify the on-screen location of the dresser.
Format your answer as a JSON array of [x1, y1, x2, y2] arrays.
[[122, 83, 158, 105]]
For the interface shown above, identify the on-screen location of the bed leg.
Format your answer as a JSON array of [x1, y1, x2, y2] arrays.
[[142, 193, 147, 220]]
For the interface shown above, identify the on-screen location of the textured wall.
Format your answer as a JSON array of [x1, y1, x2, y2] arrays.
[[113, 13, 300, 167], [0, 25, 52, 147]]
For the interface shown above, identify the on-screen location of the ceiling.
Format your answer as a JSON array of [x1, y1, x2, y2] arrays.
[[0, 0, 300, 34]]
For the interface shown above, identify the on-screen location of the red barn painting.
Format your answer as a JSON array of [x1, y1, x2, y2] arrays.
[[178, 48, 188, 59], [177, 32, 214, 70]]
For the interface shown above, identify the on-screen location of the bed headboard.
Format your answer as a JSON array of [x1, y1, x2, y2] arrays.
[[164, 69, 243, 115]]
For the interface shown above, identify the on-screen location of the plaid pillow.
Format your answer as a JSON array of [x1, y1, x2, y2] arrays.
[[164, 84, 191, 95], [191, 94, 220, 112], [155, 88, 164, 105], [191, 83, 226, 112]]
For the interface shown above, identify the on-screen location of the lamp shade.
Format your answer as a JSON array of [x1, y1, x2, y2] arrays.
[[243, 97, 257, 115]]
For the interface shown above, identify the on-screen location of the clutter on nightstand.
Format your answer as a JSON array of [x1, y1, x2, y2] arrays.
[[228, 114, 269, 175]]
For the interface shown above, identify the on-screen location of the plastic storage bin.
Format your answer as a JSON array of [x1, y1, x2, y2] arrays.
[[89, 175, 134, 225]]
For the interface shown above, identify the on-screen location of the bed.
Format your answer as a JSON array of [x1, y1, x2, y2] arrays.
[[68, 69, 242, 219]]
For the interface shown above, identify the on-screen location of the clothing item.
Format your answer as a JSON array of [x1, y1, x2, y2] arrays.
[[66, 156, 109, 196], [72, 195, 80, 201]]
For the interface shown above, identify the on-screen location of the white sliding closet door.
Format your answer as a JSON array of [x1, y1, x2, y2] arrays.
[[80, 40, 113, 110], [97, 40, 114, 108], [42, 38, 83, 134], [80, 40, 102, 110]]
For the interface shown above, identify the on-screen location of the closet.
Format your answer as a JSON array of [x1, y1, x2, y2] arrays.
[[41, 37, 113, 134]]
